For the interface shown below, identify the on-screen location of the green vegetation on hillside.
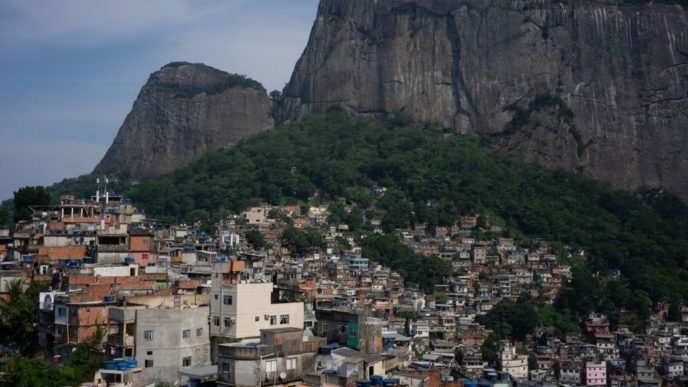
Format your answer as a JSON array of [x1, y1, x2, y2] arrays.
[[361, 234, 452, 292], [154, 62, 266, 96], [123, 111, 688, 314]]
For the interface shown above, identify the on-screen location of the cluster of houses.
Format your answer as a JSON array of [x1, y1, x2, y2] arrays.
[[1, 188, 687, 387]]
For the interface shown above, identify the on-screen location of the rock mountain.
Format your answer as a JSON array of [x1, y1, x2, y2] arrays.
[[284, 0, 688, 199], [94, 62, 273, 180]]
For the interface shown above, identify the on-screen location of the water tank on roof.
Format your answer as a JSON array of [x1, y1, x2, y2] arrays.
[[116, 361, 128, 371], [124, 257, 135, 265], [370, 376, 384, 386]]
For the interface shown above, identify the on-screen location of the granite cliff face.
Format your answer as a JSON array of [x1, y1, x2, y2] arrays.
[[94, 62, 273, 180], [284, 0, 688, 198]]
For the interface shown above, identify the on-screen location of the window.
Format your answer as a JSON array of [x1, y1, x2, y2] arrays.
[[147, 351, 153, 356], [266, 359, 277, 373], [196, 328, 203, 336], [214, 294, 218, 300], [224, 317, 232, 327], [222, 362, 230, 372], [223, 295, 232, 305], [183, 356, 192, 367], [286, 357, 297, 370], [145, 359, 154, 368], [322, 322, 329, 332], [182, 329, 190, 338], [269, 315, 277, 325], [213, 316, 220, 326], [144, 330, 153, 341], [255, 316, 260, 322], [57, 307, 67, 317], [280, 314, 290, 325]]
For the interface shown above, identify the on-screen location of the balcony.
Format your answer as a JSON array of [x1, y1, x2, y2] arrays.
[[218, 344, 274, 360], [108, 307, 142, 323], [108, 334, 135, 347]]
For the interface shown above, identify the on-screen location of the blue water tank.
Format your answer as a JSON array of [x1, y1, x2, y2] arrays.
[[83, 257, 95, 264], [124, 257, 136, 265], [463, 381, 478, 387], [103, 361, 116, 370], [116, 361, 128, 371], [126, 359, 138, 368], [370, 375, 384, 386]]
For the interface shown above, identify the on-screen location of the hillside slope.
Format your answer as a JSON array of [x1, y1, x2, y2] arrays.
[[127, 112, 688, 308]]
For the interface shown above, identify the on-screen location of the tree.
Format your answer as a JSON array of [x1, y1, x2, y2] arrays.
[[434, 291, 448, 304], [244, 230, 266, 250], [0, 280, 49, 355], [282, 226, 322, 256], [5, 355, 57, 387], [13, 186, 50, 222], [270, 90, 284, 124], [0, 203, 11, 227]]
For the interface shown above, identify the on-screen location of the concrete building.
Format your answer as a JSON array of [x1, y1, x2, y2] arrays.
[[315, 309, 382, 354], [210, 260, 304, 360], [133, 305, 211, 385], [217, 327, 325, 387], [585, 362, 607, 386], [499, 341, 528, 380]]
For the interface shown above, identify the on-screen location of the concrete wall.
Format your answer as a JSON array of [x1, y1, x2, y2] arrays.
[[135, 306, 210, 385], [93, 265, 137, 277]]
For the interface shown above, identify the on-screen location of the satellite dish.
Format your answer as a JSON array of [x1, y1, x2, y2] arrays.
[[279, 372, 287, 380]]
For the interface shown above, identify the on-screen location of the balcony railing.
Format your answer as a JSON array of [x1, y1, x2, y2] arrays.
[[108, 334, 135, 347]]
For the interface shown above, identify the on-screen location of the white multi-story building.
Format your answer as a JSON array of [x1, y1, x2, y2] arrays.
[[499, 341, 528, 380], [210, 260, 304, 360]]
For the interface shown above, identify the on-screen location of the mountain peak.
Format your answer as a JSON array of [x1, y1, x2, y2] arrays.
[[93, 63, 273, 180]]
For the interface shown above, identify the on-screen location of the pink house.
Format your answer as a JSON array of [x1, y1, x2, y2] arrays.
[[586, 362, 607, 386]]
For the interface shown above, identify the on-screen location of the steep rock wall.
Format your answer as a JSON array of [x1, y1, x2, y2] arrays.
[[284, 0, 688, 198]]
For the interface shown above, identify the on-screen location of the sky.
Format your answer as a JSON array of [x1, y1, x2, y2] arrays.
[[0, 0, 319, 201]]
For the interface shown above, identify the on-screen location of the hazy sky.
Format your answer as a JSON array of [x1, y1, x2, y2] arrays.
[[0, 0, 318, 201]]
